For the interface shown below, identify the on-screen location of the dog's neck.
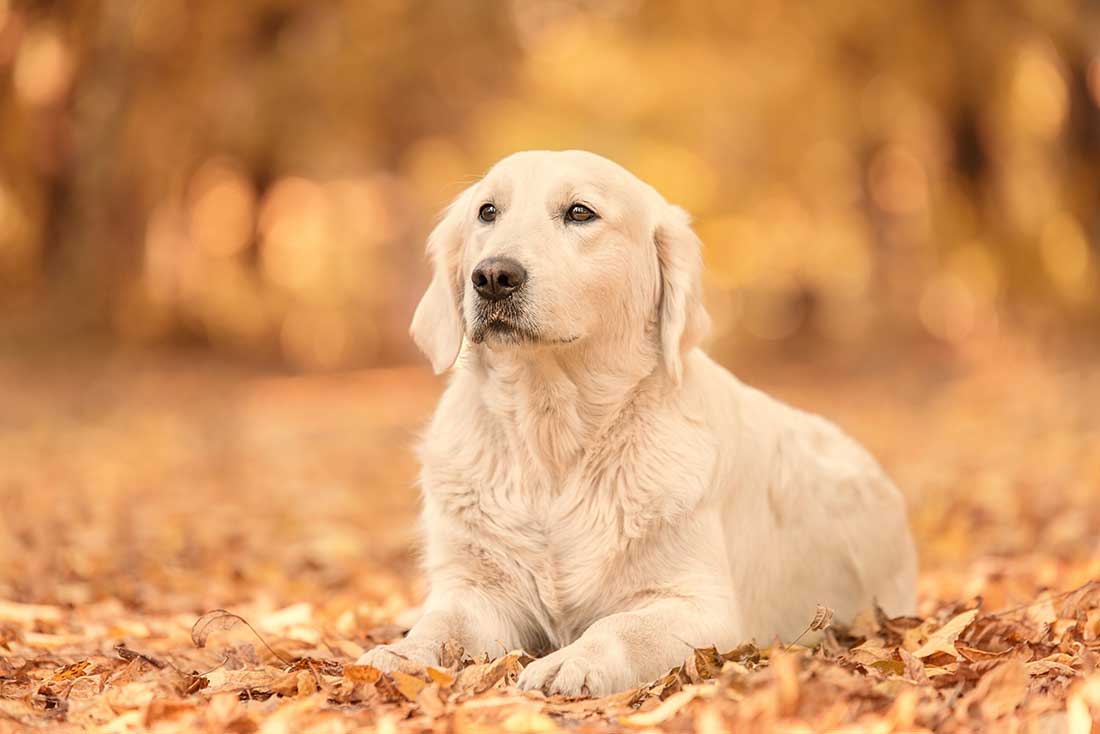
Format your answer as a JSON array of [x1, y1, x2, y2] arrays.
[[465, 326, 665, 478]]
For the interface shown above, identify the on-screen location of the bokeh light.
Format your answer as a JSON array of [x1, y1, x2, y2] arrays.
[[0, 1, 1096, 366]]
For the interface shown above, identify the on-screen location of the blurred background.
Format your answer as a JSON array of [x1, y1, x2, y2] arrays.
[[1, 1, 1099, 619], [2, 0, 1098, 366]]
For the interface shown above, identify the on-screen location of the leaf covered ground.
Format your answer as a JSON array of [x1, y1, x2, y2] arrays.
[[1, 337, 1099, 733]]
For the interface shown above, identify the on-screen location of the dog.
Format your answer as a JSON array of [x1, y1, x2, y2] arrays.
[[358, 150, 917, 696]]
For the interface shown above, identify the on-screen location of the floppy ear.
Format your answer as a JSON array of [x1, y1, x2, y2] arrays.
[[654, 205, 711, 385], [410, 189, 472, 374]]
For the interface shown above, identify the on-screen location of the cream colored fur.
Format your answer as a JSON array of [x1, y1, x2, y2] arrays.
[[359, 150, 917, 696]]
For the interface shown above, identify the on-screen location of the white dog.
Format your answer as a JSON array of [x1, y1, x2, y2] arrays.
[[358, 150, 917, 696]]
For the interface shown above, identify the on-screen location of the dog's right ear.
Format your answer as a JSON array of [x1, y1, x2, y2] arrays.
[[410, 187, 473, 374]]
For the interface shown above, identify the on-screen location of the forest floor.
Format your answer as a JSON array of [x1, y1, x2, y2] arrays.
[[1, 335, 1099, 733]]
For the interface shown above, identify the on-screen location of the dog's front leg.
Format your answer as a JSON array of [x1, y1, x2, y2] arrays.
[[356, 586, 523, 672], [516, 597, 738, 697]]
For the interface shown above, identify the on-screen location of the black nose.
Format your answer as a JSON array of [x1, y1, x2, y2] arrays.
[[471, 257, 527, 301]]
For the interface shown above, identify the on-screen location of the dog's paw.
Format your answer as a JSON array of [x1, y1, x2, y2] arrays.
[[356, 640, 440, 673], [517, 647, 624, 698]]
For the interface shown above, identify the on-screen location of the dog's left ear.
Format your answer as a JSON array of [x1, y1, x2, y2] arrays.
[[654, 204, 711, 385], [410, 187, 473, 374]]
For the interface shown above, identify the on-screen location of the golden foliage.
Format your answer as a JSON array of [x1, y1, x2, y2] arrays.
[[1, 1, 1098, 367], [1, 339, 1099, 731]]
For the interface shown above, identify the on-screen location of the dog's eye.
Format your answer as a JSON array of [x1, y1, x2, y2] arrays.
[[565, 204, 597, 223], [478, 204, 497, 223]]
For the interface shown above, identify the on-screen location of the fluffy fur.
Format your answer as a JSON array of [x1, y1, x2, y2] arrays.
[[359, 150, 917, 696]]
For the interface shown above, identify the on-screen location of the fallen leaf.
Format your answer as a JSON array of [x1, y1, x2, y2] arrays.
[[913, 609, 979, 659], [0, 601, 63, 626], [502, 708, 559, 732], [618, 688, 700, 727], [427, 666, 455, 687], [49, 660, 92, 681], [959, 659, 1029, 720], [871, 659, 905, 676], [392, 670, 425, 701], [454, 653, 523, 694], [191, 609, 290, 665], [115, 643, 166, 669], [343, 664, 382, 684], [810, 605, 835, 631], [899, 649, 930, 684], [691, 646, 724, 681], [418, 683, 446, 717], [192, 610, 249, 649]]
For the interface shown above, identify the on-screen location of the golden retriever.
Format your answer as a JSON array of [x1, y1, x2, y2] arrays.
[[358, 150, 917, 696]]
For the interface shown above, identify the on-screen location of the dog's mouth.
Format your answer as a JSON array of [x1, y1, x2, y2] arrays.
[[468, 299, 578, 346], [469, 304, 537, 345], [473, 319, 531, 343]]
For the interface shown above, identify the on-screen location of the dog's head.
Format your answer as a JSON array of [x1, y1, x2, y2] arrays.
[[410, 150, 709, 383]]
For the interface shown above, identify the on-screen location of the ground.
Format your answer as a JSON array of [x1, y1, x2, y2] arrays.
[[1, 336, 1099, 733]]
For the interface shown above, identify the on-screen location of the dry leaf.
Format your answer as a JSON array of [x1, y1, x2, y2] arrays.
[[0, 601, 63, 625], [114, 643, 166, 669], [392, 670, 426, 701], [439, 639, 466, 669], [454, 653, 523, 694], [192, 610, 250, 649], [344, 664, 382, 684], [899, 649, 930, 684], [618, 688, 700, 727], [963, 660, 1029, 720], [913, 609, 979, 659], [49, 660, 92, 681], [191, 609, 290, 665], [691, 646, 724, 681], [810, 605, 835, 631], [427, 666, 455, 687], [502, 708, 559, 732], [418, 683, 447, 718], [870, 659, 905, 676]]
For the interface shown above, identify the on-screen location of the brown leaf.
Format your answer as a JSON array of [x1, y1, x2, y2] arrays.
[[392, 670, 425, 701], [343, 664, 382, 684], [634, 666, 686, 703], [691, 646, 723, 681], [959, 659, 1029, 720], [913, 609, 979, 659], [192, 610, 249, 649], [722, 643, 761, 665], [115, 643, 166, 669], [427, 666, 455, 687], [899, 649, 930, 684], [191, 609, 291, 665], [286, 657, 342, 677], [417, 683, 446, 718], [618, 688, 700, 728], [810, 605, 835, 631], [1057, 581, 1100, 619], [501, 708, 560, 732], [49, 661, 92, 681], [770, 649, 800, 714], [870, 659, 905, 676], [266, 670, 316, 698], [454, 653, 523, 694], [174, 671, 210, 696], [955, 644, 1015, 664], [439, 639, 466, 669], [875, 605, 925, 646]]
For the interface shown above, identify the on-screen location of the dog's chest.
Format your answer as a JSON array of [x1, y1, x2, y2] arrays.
[[426, 423, 714, 645], [482, 467, 628, 641], [422, 378, 716, 644]]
